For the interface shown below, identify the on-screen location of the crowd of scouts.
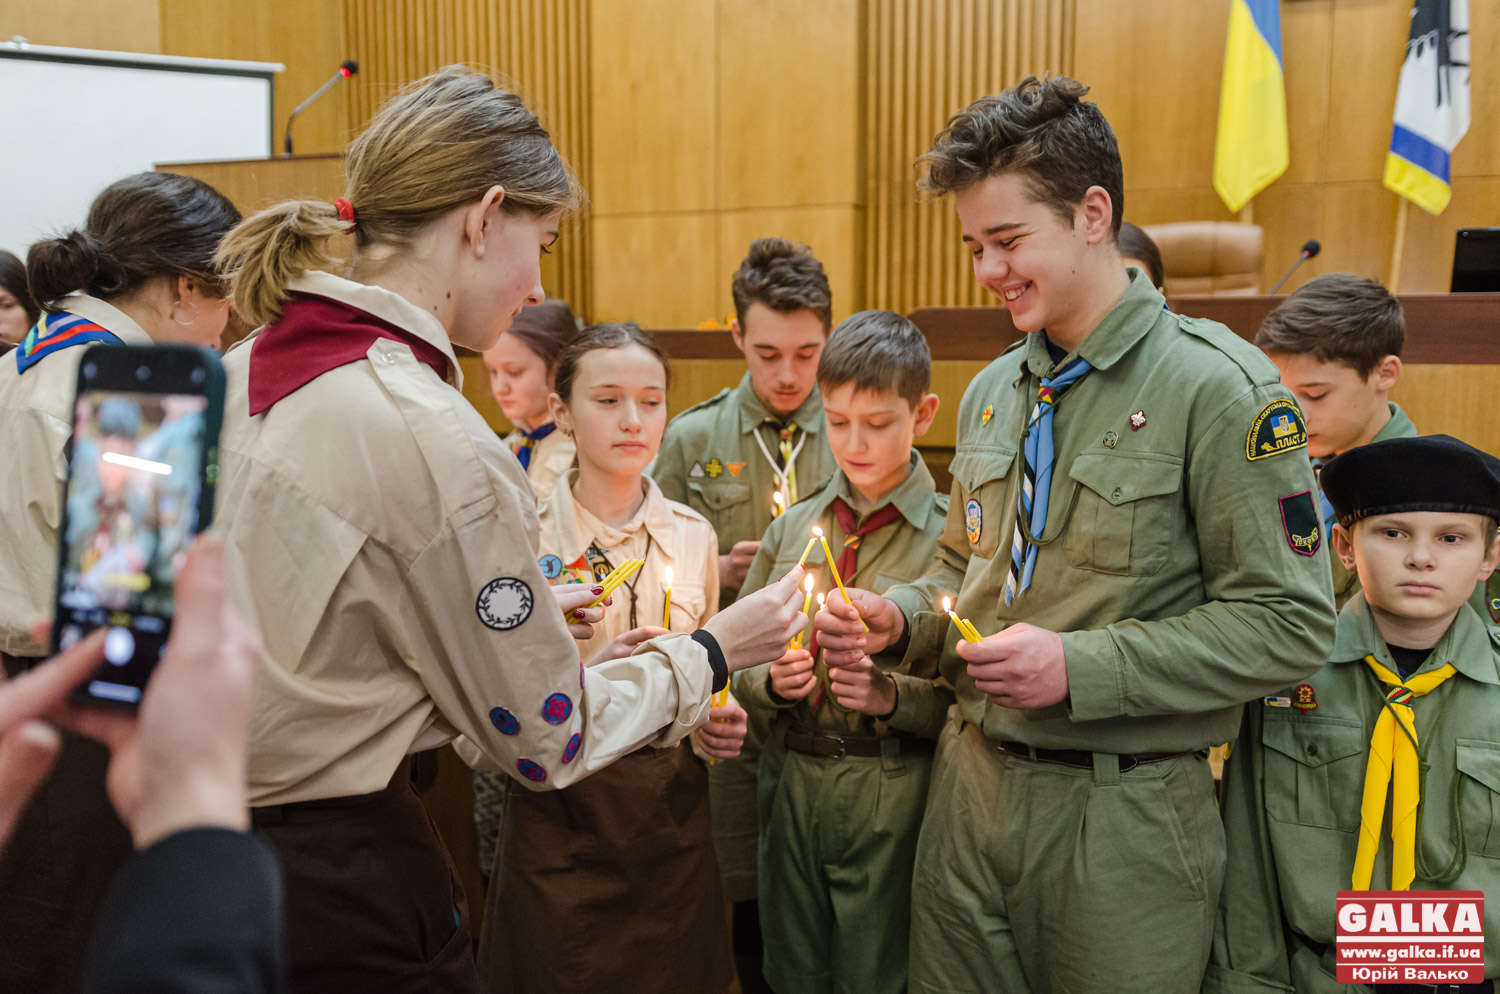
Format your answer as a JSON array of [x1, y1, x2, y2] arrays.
[[1, 63, 1498, 994]]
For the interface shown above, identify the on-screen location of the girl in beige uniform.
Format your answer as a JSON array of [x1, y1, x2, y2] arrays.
[[482, 298, 579, 500], [478, 323, 747, 993], [0, 171, 239, 994], [211, 67, 806, 993]]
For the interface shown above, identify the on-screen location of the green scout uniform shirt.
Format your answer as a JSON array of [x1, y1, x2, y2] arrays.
[[735, 452, 955, 742], [1207, 598, 1500, 993], [1323, 402, 1417, 610], [884, 272, 1337, 755], [653, 372, 837, 609]]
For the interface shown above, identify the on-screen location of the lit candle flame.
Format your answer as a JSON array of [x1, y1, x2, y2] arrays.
[[943, 596, 952, 612], [812, 525, 824, 537], [803, 574, 815, 592], [664, 566, 673, 585]]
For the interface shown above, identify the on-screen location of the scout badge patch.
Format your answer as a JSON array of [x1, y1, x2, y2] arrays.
[[1264, 695, 1292, 707], [982, 404, 994, 425], [689, 462, 706, 478], [1103, 431, 1119, 449], [538, 554, 563, 580], [726, 461, 745, 477], [1246, 399, 1309, 461], [584, 544, 615, 584], [1129, 410, 1146, 431], [475, 577, 534, 630], [1487, 571, 1500, 623], [706, 458, 724, 478], [965, 498, 983, 544], [1293, 682, 1317, 713], [1277, 490, 1322, 556]]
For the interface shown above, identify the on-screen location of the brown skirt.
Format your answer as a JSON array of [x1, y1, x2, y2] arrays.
[[478, 741, 733, 994], [0, 651, 134, 994], [252, 761, 482, 994]]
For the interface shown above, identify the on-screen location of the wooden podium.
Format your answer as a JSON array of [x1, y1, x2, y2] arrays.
[[155, 153, 345, 216]]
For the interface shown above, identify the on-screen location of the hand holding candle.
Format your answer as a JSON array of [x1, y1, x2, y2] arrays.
[[796, 525, 822, 567], [791, 574, 815, 648], [818, 530, 867, 632], [584, 559, 645, 609], [943, 597, 982, 642]]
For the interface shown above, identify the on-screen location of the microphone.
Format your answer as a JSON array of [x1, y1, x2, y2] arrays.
[[282, 60, 358, 156], [1267, 239, 1322, 294]]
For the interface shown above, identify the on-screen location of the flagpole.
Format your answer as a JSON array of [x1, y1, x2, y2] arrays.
[[1388, 197, 1410, 292]]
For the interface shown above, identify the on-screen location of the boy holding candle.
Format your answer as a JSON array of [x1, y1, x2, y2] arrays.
[[813, 76, 1335, 993], [1206, 434, 1500, 993], [734, 309, 951, 994], [653, 237, 840, 987]]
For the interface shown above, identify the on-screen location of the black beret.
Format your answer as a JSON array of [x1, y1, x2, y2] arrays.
[[1320, 434, 1500, 527]]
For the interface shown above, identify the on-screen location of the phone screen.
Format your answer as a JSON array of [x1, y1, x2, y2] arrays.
[[55, 388, 210, 705]]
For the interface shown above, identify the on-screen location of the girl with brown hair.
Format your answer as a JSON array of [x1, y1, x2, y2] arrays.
[[211, 66, 805, 991], [482, 297, 579, 499]]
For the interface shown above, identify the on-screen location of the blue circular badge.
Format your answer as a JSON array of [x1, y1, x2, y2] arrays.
[[965, 498, 983, 544], [539, 554, 563, 580], [541, 692, 573, 724], [562, 733, 582, 764], [516, 758, 547, 782], [488, 706, 519, 735]]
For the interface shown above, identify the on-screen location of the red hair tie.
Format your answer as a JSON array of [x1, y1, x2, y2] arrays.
[[332, 197, 356, 231]]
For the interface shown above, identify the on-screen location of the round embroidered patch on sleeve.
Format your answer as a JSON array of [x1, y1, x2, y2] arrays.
[[488, 706, 520, 735], [516, 758, 547, 782], [542, 692, 573, 724], [475, 577, 534, 631], [562, 733, 582, 764]]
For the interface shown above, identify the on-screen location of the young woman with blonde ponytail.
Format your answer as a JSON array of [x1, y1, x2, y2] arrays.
[[211, 66, 806, 991]]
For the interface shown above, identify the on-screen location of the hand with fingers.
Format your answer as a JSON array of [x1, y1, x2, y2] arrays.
[[701, 564, 808, 672], [718, 540, 761, 592], [768, 647, 816, 701], [813, 587, 905, 668], [957, 622, 1068, 710], [552, 583, 608, 640], [828, 655, 897, 716], [586, 626, 669, 668], [692, 691, 748, 762]]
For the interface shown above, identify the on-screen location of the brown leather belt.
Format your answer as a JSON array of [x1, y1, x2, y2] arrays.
[[783, 724, 932, 760], [996, 739, 1196, 773]]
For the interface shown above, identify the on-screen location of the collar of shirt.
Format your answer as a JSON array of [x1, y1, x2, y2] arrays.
[[732, 371, 825, 436], [277, 271, 462, 390], [57, 294, 156, 346], [543, 469, 681, 566], [822, 450, 936, 528], [1374, 401, 1417, 442], [1330, 594, 1500, 686], [1023, 269, 1165, 378]]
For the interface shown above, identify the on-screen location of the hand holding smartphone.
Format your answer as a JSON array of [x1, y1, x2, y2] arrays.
[[50, 344, 225, 708]]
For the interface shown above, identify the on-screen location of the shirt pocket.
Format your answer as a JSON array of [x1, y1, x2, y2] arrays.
[[1261, 715, 1366, 832], [1062, 452, 1185, 576], [687, 480, 753, 550], [950, 448, 1017, 561], [1454, 739, 1500, 859], [667, 580, 709, 631]]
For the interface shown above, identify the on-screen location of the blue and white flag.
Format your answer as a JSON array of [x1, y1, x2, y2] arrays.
[[1384, 0, 1469, 215]]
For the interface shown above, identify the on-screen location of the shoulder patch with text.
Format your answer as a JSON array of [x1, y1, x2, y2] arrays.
[[1246, 399, 1308, 461], [1278, 490, 1322, 557]]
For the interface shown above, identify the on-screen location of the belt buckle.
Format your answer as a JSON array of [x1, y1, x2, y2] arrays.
[[824, 735, 847, 761]]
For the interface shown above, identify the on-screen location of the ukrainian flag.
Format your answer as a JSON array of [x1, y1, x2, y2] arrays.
[[1384, 0, 1470, 215], [1213, 0, 1289, 213]]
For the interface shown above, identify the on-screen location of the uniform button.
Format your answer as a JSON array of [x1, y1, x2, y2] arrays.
[[1111, 487, 1123, 501], [1306, 742, 1319, 757], [380, 352, 398, 364]]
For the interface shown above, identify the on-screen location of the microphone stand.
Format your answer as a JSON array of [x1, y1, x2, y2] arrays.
[[283, 65, 354, 157]]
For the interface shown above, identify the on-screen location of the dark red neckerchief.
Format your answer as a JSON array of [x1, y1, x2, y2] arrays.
[[248, 291, 453, 415], [808, 497, 904, 710]]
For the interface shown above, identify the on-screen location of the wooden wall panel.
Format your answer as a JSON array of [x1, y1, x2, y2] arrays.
[[1390, 367, 1500, 458], [1077, 0, 1500, 295], [863, 0, 1076, 314], [343, 0, 592, 315], [591, 212, 720, 327], [161, 0, 350, 156], [6, 0, 160, 54]]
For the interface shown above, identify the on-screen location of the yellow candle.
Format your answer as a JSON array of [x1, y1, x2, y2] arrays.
[[772, 491, 786, 517], [796, 525, 822, 567], [820, 534, 867, 631], [662, 565, 673, 629], [584, 559, 644, 609], [943, 597, 979, 642], [790, 574, 815, 649]]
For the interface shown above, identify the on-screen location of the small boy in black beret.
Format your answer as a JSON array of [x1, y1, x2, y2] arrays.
[[1205, 435, 1500, 994]]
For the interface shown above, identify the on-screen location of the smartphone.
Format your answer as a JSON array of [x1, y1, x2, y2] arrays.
[[49, 344, 225, 707]]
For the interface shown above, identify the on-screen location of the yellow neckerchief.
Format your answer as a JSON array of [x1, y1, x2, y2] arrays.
[[1352, 655, 1458, 890]]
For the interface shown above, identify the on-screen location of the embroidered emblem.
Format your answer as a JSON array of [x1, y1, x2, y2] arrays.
[[541, 692, 573, 724], [516, 759, 547, 782], [1278, 490, 1322, 557], [965, 498, 983, 545], [706, 458, 724, 478], [1263, 696, 1292, 708], [475, 577, 534, 631], [1293, 682, 1317, 713], [689, 462, 706, 478], [488, 706, 520, 735], [1487, 571, 1500, 623], [539, 554, 563, 580], [1246, 399, 1309, 461], [726, 461, 745, 477], [584, 544, 614, 584], [1129, 410, 1146, 431], [562, 733, 582, 764], [1103, 431, 1118, 449], [981, 404, 995, 426]]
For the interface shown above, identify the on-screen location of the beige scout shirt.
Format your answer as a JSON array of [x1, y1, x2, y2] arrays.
[[216, 271, 716, 805], [501, 426, 576, 501], [535, 469, 719, 659], [0, 295, 154, 656]]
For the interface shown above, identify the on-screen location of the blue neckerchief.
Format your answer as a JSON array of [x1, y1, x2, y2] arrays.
[[15, 311, 123, 374]]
